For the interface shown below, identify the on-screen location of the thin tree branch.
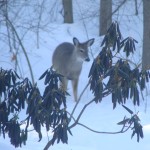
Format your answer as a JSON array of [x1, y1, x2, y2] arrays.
[[5, 0, 12, 52], [36, 0, 45, 49], [68, 110, 132, 135], [77, 122, 132, 134], [69, 98, 95, 129], [111, 0, 127, 17], [69, 79, 91, 123], [5, 17, 35, 85], [134, 0, 138, 15]]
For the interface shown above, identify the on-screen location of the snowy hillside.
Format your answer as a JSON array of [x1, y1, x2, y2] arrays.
[[0, 0, 150, 150]]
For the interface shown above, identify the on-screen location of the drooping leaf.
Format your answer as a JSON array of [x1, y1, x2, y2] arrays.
[[122, 105, 134, 114], [117, 118, 130, 125]]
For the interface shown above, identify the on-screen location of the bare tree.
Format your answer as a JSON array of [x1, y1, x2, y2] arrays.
[[142, 0, 150, 70], [62, 0, 73, 23], [99, 0, 112, 36]]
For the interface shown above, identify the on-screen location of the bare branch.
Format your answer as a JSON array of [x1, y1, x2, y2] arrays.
[[111, 0, 127, 16], [5, 16, 35, 85], [69, 79, 91, 122], [36, 0, 45, 49], [134, 0, 138, 15], [69, 98, 95, 129], [77, 122, 132, 134]]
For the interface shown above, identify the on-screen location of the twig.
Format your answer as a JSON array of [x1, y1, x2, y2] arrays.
[[111, 0, 127, 17], [114, 55, 141, 68], [36, 0, 45, 49], [77, 122, 132, 134], [5, 0, 12, 52], [69, 79, 91, 123], [74, 0, 94, 59], [5, 17, 35, 85], [134, 0, 138, 15], [68, 109, 132, 135], [69, 98, 95, 129]]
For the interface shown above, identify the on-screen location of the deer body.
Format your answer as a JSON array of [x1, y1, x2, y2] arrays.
[[52, 37, 94, 101]]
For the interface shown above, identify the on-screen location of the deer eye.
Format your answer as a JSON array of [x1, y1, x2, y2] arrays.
[[80, 49, 84, 53]]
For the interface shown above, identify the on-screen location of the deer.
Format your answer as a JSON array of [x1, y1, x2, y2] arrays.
[[52, 37, 94, 101]]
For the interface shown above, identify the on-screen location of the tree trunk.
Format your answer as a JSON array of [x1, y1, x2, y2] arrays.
[[99, 0, 112, 36], [142, 0, 150, 70], [62, 0, 73, 23]]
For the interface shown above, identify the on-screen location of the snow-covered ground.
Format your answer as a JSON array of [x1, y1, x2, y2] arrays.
[[0, 0, 150, 150]]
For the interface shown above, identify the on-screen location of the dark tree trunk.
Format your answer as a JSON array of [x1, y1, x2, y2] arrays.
[[99, 0, 112, 36], [142, 0, 150, 70], [62, 0, 73, 23]]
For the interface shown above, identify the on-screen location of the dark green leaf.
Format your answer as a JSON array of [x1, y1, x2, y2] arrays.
[[117, 118, 130, 125], [39, 69, 48, 80], [122, 105, 133, 114], [131, 130, 136, 139]]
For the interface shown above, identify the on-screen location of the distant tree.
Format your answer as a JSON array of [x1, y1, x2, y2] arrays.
[[99, 0, 112, 36], [0, 22, 147, 150], [142, 0, 150, 70], [62, 0, 73, 23]]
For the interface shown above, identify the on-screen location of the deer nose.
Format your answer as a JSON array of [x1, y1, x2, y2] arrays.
[[85, 57, 90, 62]]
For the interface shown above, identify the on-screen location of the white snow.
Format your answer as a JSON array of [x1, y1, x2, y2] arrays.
[[0, 0, 150, 150]]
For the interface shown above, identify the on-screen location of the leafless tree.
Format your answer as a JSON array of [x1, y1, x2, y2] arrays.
[[99, 0, 112, 36], [62, 0, 73, 23], [142, 0, 150, 70]]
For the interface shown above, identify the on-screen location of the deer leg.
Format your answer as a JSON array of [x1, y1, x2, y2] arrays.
[[60, 77, 68, 92], [71, 78, 78, 102]]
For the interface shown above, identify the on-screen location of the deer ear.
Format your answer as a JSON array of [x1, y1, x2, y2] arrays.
[[87, 38, 95, 47], [73, 37, 79, 46]]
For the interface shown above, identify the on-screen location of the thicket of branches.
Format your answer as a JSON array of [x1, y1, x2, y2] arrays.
[[0, 0, 62, 84]]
